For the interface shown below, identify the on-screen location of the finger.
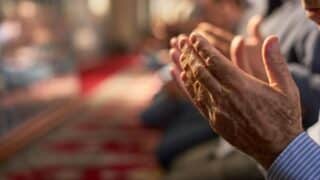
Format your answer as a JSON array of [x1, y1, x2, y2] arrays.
[[262, 35, 297, 95], [193, 65, 230, 122], [172, 34, 192, 71], [190, 33, 243, 88], [170, 37, 178, 48], [177, 38, 224, 112], [179, 71, 211, 119], [195, 30, 231, 57], [194, 81, 216, 120], [170, 48, 182, 71], [178, 35, 190, 51], [247, 15, 263, 40], [197, 22, 234, 42], [171, 67, 183, 87], [177, 39, 225, 101], [194, 23, 234, 57], [178, 36, 201, 89], [230, 36, 251, 73], [177, 34, 188, 49], [180, 71, 196, 99], [170, 67, 188, 95], [178, 38, 205, 77], [180, 67, 220, 121], [172, 67, 213, 116], [195, 97, 213, 121], [193, 64, 224, 99]]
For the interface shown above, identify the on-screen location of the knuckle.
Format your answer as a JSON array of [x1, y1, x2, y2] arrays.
[[198, 47, 211, 59], [194, 66, 207, 81], [193, 40, 203, 52]]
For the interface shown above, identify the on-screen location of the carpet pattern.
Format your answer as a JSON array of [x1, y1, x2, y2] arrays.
[[0, 56, 163, 180]]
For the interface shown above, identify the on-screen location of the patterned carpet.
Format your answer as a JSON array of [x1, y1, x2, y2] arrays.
[[0, 56, 163, 180]]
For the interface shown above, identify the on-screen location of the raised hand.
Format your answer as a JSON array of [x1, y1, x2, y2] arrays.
[[194, 22, 234, 58], [194, 15, 266, 80], [170, 33, 303, 169], [230, 16, 268, 82]]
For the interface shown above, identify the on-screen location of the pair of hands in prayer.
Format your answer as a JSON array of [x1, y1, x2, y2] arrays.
[[169, 17, 304, 169]]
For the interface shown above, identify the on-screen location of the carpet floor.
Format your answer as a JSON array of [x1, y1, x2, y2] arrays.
[[0, 55, 163, 180]]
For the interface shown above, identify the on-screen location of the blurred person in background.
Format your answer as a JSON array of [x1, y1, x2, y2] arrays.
[[140, 0, 250, 71], [1, 1, 73, 89], [261, 0, 320, 128], [0, 1, 78, 133], [0, 1, 75, 93]]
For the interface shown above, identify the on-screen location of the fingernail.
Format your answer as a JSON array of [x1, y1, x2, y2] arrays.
[[180, 39, 188, 50], [181, 72, 187, 81], [206, 57, 214, 66], [190, 34, 197, 44], [169, 48, 177, 58], [170, 38, 177, 47]]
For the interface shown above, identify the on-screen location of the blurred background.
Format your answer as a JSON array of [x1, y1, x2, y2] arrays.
[[0, 0, 266, 179]]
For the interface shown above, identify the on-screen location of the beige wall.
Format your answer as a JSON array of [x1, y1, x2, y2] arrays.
[[109, 0, 149, 48]]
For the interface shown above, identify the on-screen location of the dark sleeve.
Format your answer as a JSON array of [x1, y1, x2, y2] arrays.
[[289, 64, 320, 128], [289, 23, 320, 128], [295, 25, 320, 73]]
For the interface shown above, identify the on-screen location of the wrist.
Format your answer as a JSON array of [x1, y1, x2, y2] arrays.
[[257, 129, 305, 169]]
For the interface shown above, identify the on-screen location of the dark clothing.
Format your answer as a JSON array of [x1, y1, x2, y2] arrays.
[[290, 65, 320, 127], [141, 92, 189, 129], [266, 0, 283, 17], [156, 106, 216, 169], [141, 91, 216, 169], [263, 0, 320, 73]]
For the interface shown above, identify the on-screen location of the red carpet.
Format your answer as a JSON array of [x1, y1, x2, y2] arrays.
[[1, 55, 162, 180], [79, 55, 139, 95]]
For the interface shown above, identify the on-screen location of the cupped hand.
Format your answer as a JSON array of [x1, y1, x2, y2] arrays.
[[170, 33, 303, 169], [194, 16, 266, 81]]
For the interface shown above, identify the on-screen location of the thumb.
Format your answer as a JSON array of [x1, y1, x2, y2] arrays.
[[262, 36, 295, 94], [231, 36, 250, 73], [247, 15, 263, 40]]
